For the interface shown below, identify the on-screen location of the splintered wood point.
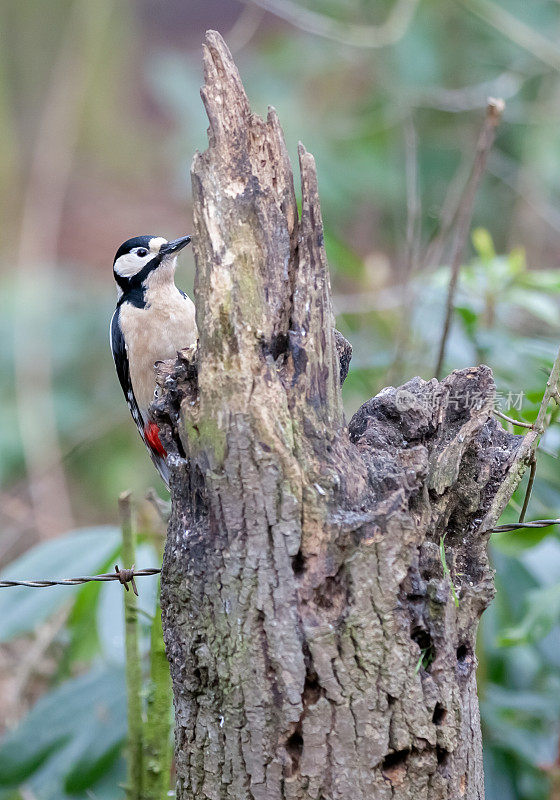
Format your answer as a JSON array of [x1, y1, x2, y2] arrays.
[[190, 31, 341, 440]]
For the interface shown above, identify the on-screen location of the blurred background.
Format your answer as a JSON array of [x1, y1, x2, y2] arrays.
[[2, 0, 560, 797]]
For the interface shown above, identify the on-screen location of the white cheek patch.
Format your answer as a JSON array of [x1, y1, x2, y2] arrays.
[[114, 252, 154, 278], [149, 237, 168, 253]]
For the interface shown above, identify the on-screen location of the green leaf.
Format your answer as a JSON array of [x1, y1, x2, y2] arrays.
[[455, 305, 479, 339], [521, 537, 560, 587], [499, 583, 560, 647], [472, 227, 495, 261], [485, 684, 560, 719], [482, 684, 559, 766], [62, 579, 106, 671], [0, 665, 126, 795], [507, 289, 559, 327], [506, 247, 526, 276], [517, 269, 560, 293], [482, 747, 518, 800], [0, 527, 120, 642], [61, 543, 122, 674]]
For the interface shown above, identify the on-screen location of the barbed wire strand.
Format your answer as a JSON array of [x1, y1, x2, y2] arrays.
[[3, 516, 560, 593], [490, 518, 560, 533], [0, 565, 160, 595]]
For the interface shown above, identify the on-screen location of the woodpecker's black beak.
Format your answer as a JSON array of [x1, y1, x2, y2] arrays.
[[160, 235, 191, 255]]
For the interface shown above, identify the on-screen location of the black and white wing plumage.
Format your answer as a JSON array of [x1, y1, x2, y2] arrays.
[[110, 307, 170, 487], [111, 307, 143, 432]]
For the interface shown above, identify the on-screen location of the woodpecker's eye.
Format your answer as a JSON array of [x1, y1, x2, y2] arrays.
[[136, 248, 148, 257]]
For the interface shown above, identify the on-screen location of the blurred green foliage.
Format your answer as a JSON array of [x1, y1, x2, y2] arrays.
[[0, 527, 165, 799], [2, 0, 560, 797]]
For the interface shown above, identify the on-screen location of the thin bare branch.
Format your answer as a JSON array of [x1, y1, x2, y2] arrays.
[[243, 0, 420, 48], [534, 346, 560, 433], [518, 453, 537, 523], [386, 118, 420, 385], [493, 410, 533, 429], [434, 98, 505, 379], [404, 116, 421, 276], [481, 341, 560, 529], [413, 65, 542, 114], [226, 4, 266, 53], [461, 0, 560, 73], [489, 149, 560, 237], [422, 155, 472, 270]]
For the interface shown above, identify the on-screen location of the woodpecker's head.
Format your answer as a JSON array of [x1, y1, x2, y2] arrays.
[[113, 234, 191, 295]]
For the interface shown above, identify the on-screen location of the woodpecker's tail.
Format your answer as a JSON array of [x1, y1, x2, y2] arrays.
[[152, 453, 170, 489]]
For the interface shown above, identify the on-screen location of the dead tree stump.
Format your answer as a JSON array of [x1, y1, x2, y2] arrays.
[[157, 30, 523, 800]]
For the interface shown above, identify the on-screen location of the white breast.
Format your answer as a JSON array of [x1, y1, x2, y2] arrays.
[[120, 284, 197, 418]]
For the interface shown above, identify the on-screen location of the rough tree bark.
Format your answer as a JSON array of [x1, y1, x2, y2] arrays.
[[156, 31, 526, 800]]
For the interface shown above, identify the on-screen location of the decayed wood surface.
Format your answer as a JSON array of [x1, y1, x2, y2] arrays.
[[155, 30, 525, 800]]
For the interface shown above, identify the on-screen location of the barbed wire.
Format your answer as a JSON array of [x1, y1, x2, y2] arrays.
[[0, 565, 161, 595], [490, 519, 560, 533], [2, 515, 560, 595], [1, 516, 560, 593], [0, 518, 560, 595]]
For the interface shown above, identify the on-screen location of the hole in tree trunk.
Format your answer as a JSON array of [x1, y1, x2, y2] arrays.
[[432, 703, 447, 725], [456, 642, 474, 678], [456, 643, 469, 661], [292, 550, 305, 575], [411, 626, 436, 671], [285, 728, 303, 775], [267, 331, 288, 360], [314, 569, 345, 610], [303, 671, 322, 705], [382, 749, 410, 782]]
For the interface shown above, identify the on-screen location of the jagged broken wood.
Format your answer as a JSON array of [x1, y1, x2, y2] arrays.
[[154, 30, 529, 800]]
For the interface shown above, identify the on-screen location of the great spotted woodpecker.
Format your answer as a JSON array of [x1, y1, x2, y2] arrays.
[[110, 234, 196, 486]]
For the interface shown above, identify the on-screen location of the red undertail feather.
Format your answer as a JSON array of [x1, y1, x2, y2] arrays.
[[144, 421, 167, 457]]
